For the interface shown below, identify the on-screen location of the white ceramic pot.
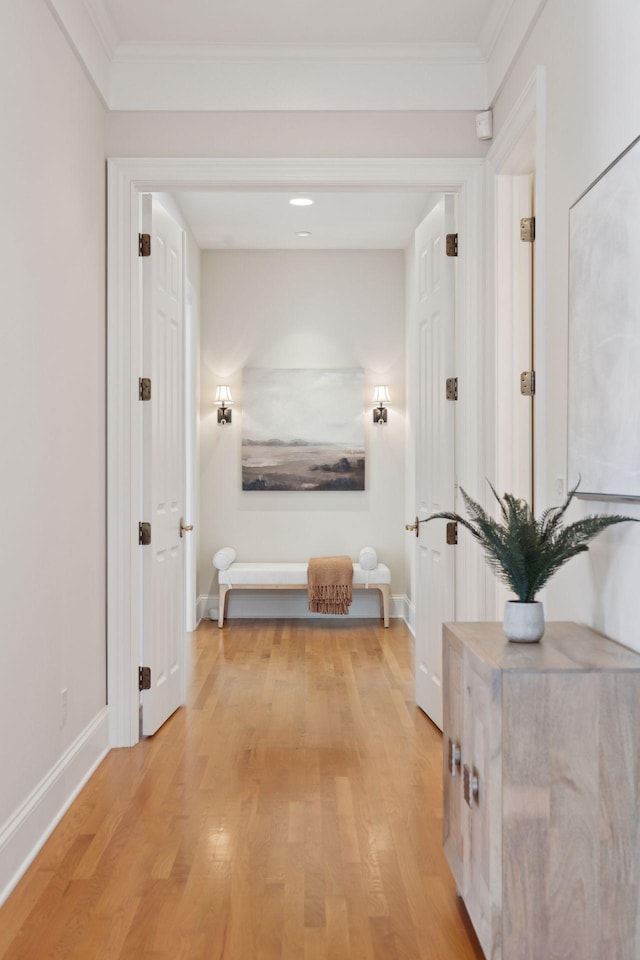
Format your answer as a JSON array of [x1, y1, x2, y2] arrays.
[[503, 600, 545, 643]]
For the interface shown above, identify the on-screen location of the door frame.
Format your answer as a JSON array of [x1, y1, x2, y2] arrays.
[[107, 156, 486, 747], [484, 67, 548, 616]]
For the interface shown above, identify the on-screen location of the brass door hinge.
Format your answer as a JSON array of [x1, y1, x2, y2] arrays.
[[446, 521, 458, 545], [446, 377, 458, 401], [520, 370, 536, 396], [139, 377, 151, 401], [139, 666, 151, 691], [138, 233, 151, 257], [138, 522, 151, 545], [446, 233, 458, 257], [520, 217, 535, 243]]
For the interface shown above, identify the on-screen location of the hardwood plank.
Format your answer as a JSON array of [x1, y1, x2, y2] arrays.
[[0, 619, 483, 960]]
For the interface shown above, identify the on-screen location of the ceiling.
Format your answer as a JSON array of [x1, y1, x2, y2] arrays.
[[174, 191, 435, 249], [50, 0, 545, 110], [103, 0, 495, 45]]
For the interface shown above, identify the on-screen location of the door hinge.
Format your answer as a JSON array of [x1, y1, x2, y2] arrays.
[[139, 666, 151, 691], [138, 233, 151, 257], [520, 217, 535, 243], [446, 233, 458, 257], [520, 370, 536, 396], [139, 377, 151, 401], [138, 521, 151, 545], [446, 377, 458, 401], [446, 521, 458, 545]]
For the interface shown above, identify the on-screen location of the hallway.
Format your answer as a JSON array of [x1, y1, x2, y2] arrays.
[[0, 621, 482, 959]]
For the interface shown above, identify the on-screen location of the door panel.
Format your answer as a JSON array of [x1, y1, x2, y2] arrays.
[[413, 197, 456, 729], [141, 196, 186, 736]]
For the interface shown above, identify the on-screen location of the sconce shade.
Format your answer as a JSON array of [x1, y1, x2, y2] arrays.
[[215, 384, 233, 424], [372, 385, 390, 424], [214, 385, 233, 405], [372, 385, 390, 405]]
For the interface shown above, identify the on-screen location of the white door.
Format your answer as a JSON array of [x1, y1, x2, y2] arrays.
[[495, 173, 534, 508], [412, 196, 456, 729], [140, 195, 187, 736]]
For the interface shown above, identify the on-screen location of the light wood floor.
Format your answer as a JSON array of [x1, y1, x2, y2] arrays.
[[0, 619, 483, 959]]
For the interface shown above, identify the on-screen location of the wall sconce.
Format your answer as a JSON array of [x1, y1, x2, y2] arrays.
[[372, 385, 390, 424], [214, 385, 233, 424]]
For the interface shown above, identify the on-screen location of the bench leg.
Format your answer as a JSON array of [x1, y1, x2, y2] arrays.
[[218, 584, 230, 628], [379, 585, 390, 628]]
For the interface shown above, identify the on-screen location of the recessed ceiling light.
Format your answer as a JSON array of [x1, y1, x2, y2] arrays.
[[289, 197, 314, 206], [296, 231, 312, 237]]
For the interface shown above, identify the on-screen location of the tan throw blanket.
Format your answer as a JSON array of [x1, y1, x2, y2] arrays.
[[308, 555, 353, 615]]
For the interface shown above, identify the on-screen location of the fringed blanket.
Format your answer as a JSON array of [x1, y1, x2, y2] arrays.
[[308, 555, 353, 615]]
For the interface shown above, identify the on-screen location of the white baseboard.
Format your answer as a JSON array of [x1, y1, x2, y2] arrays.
[[199, 590, 408, 623], [0, 707, 109, 907], [197, 593, 211, 622], [403, 597, 416, 636]]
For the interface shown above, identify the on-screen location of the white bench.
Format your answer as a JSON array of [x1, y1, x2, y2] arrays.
[[217, 561, 391, 628]]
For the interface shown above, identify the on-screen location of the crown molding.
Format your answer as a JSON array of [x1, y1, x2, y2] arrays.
[[477, 0, 516, 60], [111, 40, 484, 65], [486, 0, 549, 103], [83, 0, 119, 59], [46, 0, 548, 112], [45, 0, 118, 104]]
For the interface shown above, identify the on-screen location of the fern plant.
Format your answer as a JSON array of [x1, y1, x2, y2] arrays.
[[425, 482, 635, 602]]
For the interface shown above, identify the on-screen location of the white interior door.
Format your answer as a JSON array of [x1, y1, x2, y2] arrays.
[[412, 196, 456, 729], [495, 173, 534, 508], [140, 195, 187, 736]]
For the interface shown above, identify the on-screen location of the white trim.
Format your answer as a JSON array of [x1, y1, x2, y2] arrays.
[[200, 591, 408, 622], [46, 1, 547, 113], [486, 0, 548, 104], [107, 156, 486, 747], [484, 67, 547, 618], [0, 709, 109, 908], [486, 68, 539, 170], [403, 597, 416, 636], [44, 0, 114, 104], [83, 0, 119, 59], [478, 0, 516, 61], [196, 594, 210, 624]]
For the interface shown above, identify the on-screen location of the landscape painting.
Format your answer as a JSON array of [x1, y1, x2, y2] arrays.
[[242, 368, 365, 491]]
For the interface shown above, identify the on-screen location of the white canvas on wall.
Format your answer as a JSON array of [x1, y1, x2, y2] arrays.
[[242, 368, 365, 491], [568, 134, 640, 499]]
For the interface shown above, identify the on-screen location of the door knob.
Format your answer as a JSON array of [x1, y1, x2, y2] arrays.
[[405, 516, 420, 538], [179, 518, 194, 538]]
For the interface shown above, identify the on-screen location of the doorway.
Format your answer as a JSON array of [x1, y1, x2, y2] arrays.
[[106, 158, 486, 748]]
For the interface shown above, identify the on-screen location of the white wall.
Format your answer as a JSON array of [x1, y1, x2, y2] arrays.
[[106, 110, 489, 159], [492, 0, 640, 649], [199, 249, 406, 613], [0, 0, 107, 901]]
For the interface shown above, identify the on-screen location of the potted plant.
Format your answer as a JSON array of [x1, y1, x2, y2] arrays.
[[424, 482, 636, 642]]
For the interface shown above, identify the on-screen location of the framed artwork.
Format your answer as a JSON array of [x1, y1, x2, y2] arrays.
[[568, 133, 640, 499], [242, 368, 365, 491]]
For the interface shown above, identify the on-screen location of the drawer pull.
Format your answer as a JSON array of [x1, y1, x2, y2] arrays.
[[448, 738, 462, 776], [463, 764, 479, 807]]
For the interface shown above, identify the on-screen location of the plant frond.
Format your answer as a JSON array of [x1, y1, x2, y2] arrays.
[[422, 482, 637, 603]]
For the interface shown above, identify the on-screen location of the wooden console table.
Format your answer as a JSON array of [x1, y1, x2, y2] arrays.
[[442, 621, 640, 960]]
